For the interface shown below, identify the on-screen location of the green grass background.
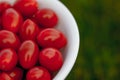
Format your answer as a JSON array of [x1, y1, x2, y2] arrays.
[[60, 0, 120, 80]]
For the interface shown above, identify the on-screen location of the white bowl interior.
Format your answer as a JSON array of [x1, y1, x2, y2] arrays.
[[0, 0, 80, 80]]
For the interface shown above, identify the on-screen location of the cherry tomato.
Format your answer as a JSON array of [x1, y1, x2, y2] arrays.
[[37, 28, 67, 49], [39, 48, 63, 71], [0, 48, 18, 71], [19, 19, 40, 41], [18, 40, 39, 69], [2, 8, 23, 33], [0, 72, 13, 80], [26, 66, 51, 80], [0, 2, 11, 15], [6, 67, 23, 80], [14, 0, 38, 17], [33, 9, 58, 28], [0, 30, 20, 50]]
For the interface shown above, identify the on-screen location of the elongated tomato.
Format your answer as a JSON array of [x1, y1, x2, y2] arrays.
[[2, 8, 23, 33], [18, 40, 39, 69], [19, 19, 40, 41]]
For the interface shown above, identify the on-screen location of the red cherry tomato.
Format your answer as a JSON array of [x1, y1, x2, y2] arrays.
[[0, 2, 11, 15], [18, 40, 39, 69], [2, 8, 23, 33], [14, 0, 38, 17], [0, 30, 20, 50], [26, 66, 51, 80], [0, 72, 13, 80], [39, 48, 63, 71], [6, 67, 23, 80], [33, 9, 58, 28], [37, 28, 67, 49], [19, 19, 40, 41], [0, 48, 18, 71]]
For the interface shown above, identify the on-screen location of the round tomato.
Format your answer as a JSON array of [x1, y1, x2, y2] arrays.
[[0, 48, 18, 71], [33, 9, 58, 28], [37, 28, 67, 49], [26, 66, 51, 80], [0, 30, 20, 50], [14, 0, 38, 17], [18, 40, 39, 69], [19, 19, 40, 41], [2, 8, 23, 33], [39, 48, 63, 71]]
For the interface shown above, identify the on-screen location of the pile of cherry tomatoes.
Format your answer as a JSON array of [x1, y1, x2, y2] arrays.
[[0, 0, 67, 80]]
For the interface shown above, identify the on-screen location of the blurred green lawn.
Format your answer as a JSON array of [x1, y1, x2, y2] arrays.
[[61, 0, 120, 80]]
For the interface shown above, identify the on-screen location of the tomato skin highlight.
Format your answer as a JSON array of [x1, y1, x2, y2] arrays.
[[18, 40, 39, 69], [0, 48, 18, 71], [2, 8, 23, 33], [39, 48, 63, 71], [26, 66, 51, 80]]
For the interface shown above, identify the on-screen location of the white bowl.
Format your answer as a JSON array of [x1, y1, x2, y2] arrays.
[[0, 0, 80, 80]]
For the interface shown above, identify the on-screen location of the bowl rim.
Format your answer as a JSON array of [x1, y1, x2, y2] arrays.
[[51, 0, 80, 80]]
